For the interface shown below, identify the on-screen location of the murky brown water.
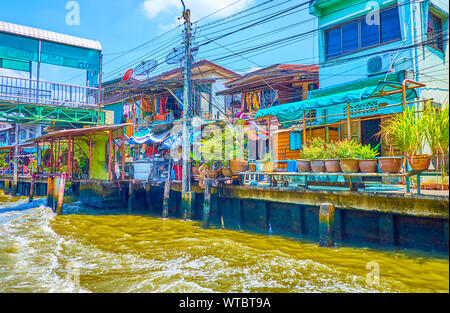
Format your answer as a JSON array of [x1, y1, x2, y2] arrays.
[[0, 191, 448, 293]]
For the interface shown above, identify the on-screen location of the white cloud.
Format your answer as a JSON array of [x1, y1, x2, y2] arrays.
[[141, 0, 254, 26]]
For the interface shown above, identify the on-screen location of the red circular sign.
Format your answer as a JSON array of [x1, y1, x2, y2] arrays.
[[123, 69, 133, 81]]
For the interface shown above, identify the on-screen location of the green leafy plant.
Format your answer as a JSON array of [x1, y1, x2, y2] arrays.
[[333, 140, 360, 159], [300, 137, 327, 160], [423, 101, 449, 157], [357, 143, 380, 159]]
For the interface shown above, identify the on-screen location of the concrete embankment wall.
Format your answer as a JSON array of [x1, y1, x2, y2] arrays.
[[74, 181, 449, 254]]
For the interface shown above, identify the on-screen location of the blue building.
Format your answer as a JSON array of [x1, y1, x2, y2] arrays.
[[256, 0, 448, 157]]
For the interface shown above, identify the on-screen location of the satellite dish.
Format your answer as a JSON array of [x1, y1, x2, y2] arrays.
[[165, 45, 199, 65], [134, 60, 158, 78], [123, 69, 133, 81]]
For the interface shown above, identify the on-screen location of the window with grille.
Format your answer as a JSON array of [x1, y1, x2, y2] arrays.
[[427, 12, 444, 51]]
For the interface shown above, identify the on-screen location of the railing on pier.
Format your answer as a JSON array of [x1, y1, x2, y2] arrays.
[[0, 75, 99, 108]]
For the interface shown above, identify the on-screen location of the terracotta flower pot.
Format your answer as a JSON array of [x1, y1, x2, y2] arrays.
[[378, 157, 403, 173], [192, 166, 200, 175], [310, 160, 326, 172], [297, 159, 311, 172], [206, 169, 220, 179], [230, 159, 248, 173], [431, 154, 449, 172], [408, 154, 431, 171], [359, 159, 378, 173], [324, 159, 341, 173], [221, 167, 233, 177], [249, 163, 257, 172], [339, 159, 359, 173]]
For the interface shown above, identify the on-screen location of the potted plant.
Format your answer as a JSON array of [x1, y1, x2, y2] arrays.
[[323, 142, 341, 173], [205, 160, 220, 179], [357, 144, 380, 173], [423, 101, 449, 173], [297, 149, 311, 172], [301, 138, 327, 172], [190, 151, 201, 175], [378, 106, 430, 172], [221, 160, 233, 177], [334, 140, 360, 173]]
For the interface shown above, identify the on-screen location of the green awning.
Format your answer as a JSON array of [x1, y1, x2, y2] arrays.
[[255, 81, 417, 128]]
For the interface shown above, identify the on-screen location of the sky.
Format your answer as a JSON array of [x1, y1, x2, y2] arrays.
[[0, 0, 317, 85]]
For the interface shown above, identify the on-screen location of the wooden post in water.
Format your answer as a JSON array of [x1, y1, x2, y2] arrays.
[[182, 191, 192, 220], [47, 176, 54, 209], [162, 179, 171, 218], [56, 173, 66, 215], [319, 203, 335, 247], [128, 179, 133, 214], [202, 179, 212, 229], [29, 173, 36, 203], [162, 161, 172, 218]]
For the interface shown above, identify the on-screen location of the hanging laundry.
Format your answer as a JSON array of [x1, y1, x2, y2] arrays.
[[253, 92, 260, 110], [160, 97, 167, 114]]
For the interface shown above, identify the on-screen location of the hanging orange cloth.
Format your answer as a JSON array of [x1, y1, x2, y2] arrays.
[[142, 97, 151, 113], [253, 92, 260, 110]]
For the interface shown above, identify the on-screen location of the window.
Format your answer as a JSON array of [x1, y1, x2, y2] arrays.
[[325, 6, 401, 59], [380, 6, 401, 42], [326, 28, 341, 58], [428, 12, 444, 51], [342, 21, 359, 53]]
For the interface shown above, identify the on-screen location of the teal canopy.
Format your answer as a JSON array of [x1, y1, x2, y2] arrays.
[[255, 82, 417, 128]]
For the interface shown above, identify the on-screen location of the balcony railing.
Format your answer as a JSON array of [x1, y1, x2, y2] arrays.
[[0, 75, 99, 109]]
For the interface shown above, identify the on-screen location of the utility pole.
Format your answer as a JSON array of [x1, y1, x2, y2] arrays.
[[181, 3, 193, 219]]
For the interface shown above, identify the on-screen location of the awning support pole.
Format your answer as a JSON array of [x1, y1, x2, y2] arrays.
[[302, 110, 306, 145], [108, 130, 112, 181], [121, 129, 125, 180], [68, 135, 72, 181], [346, 102, 351, 141], [89, 135, 92, 181]]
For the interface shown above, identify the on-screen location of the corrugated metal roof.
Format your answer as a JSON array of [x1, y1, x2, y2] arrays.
[[0, 21, 102, 51]]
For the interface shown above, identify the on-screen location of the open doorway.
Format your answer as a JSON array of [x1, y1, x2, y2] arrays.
[[361, 117, 381, 152]]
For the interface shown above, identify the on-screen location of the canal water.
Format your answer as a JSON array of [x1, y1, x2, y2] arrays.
[[0, 190, 448, 293]]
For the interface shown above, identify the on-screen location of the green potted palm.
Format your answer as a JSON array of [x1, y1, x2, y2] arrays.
[[357, 144, 380, 173], [378, 106, 430, 172], [335, 140, 360, 173], [323, 142, 341, 173]]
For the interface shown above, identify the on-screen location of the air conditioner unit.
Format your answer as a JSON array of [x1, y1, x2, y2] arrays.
[[367, 54, 393, 76]]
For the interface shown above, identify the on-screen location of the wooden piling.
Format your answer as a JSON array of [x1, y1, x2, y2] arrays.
[[202, 179, 212, 229], [47, 176, 54, 209], [128, 179, 133, 214], [162, 179, 171, 218], [319, 203, 335, 247], [56, 173, 66, 215], [28, 173, 36, 203], [182, 191, 192, 220]]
